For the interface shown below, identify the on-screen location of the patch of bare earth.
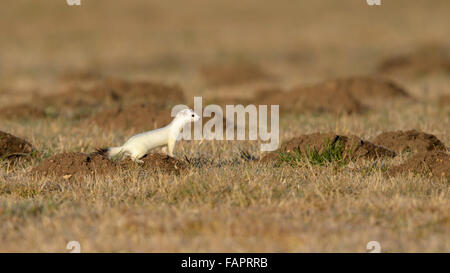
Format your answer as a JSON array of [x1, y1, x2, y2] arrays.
[[0, 131, 36, 161], [372, 130, 447, 154], [254, 76, 410, 114], [31, 152, 116, 179], [256, 85, 362, 115], [201, 61, 271, 87], [84, 78, 185, 106], [437, 94, 450, 107], [86, 104, 173, 131], [0, 103, 46, 120], [31, 152, 186, 179], [26, 78, 185, 119], [387, 151, 450, 179], [59, 69, 103, 82], [332, 76, 411, 105], [377, 44, 450, 77], [118, 153, 187, 175], [260, 133, 396, 164]]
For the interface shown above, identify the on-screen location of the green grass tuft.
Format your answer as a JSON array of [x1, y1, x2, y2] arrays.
[[278, 139, 346, 167]]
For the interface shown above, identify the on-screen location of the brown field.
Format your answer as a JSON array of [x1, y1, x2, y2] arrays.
[[0, 0, 449, 252]]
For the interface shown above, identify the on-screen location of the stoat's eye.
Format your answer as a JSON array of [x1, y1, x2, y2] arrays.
[[191, 114, 195, 117]]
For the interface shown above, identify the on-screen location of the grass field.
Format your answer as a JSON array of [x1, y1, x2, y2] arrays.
[[0, 0, 449, 252]]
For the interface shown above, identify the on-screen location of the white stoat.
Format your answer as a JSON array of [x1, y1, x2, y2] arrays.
[[97, 109, 200, 163]]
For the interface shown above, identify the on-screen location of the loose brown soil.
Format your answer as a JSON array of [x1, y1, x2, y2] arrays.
[[0, 131, 36, 160], [118, 153, 187, 175], [85, 78, 185, 106], [34, 78, 186, 119], [201, 61, 271, 86], [377, 45, 450, 77], [372, 130, 447, 154], [254, 76, 410, 114], [86, 104, 173, 131], [59, 69, 104, 82], [256, 86, 363, 114], [437, 94, 450, 107], [0, 104, 47, 120], [387, 151, 450, 179], [333, 76, 410, 103], [32, 152, 187, 179], [31, 152, 116, 179], [261, 133, 396, 163]]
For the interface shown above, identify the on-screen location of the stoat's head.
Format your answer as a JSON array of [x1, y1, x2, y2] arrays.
[[175, 109, 200, 124]]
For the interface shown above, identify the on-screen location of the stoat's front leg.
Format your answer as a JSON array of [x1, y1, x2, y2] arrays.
[[167, 137, 176, 157]]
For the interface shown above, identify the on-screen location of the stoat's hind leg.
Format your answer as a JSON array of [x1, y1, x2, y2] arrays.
[[134, 159, 145, 164], [161, 146, 168, 155], [130, 156, 144, 164], [129, 150, 146, 164]]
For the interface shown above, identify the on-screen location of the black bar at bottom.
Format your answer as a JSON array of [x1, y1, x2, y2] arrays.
[[1, 253, 446, 272]]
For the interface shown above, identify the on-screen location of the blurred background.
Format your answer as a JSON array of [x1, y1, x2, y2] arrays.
[[1, 0, 449, 104], [0, 0, 449, 253]]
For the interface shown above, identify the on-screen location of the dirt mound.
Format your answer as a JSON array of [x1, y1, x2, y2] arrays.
[[86, 78, 185, 106], [201, 61, 271, 86], [256, 85, 363, 114], [32, 152, 186, 179], [36, 89, 102, 114], [59, 69, 103, 82], [372, 130, 447, 154], [377, 45, 450, 77], [118, 153, 187, 175], [35, 78, 185, 118], [332, 76, 410, 102], [255, 76, 410, 114], [31, 152, 116, 179], [437, 94, 450, 107], [387, 151, 450, 179], [0, 131, 35, 160], [86, 104, 173, 131], [0, 104, 47, 120], [261, 133, 396, 164]]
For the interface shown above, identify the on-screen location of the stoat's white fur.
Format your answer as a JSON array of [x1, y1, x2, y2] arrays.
[[99, 109, 200, 163]]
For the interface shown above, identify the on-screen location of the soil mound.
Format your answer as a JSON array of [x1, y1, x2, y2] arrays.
[[35, 78, 185, 118], [437, 94, 450, 107], [118, 153, 187, 175], [31, 152, 115, 179], [59, 69, 103, 82], [333, 76, 410, 102], [255, 76, 410, 114], [256, 86, 363, 114], [0, 104, 47, 120], [372, 130, 447, 154], [36, 89, 102, 114], [261, 133, 396, 164], [387, 151, 450, 179], [377, 45, 450, 77], [32, 152, 186, 179], [86, 78, 185, 106], [201, 61, 270, 86], [0, 131, 35, 160], [87, 104, 172, 131]]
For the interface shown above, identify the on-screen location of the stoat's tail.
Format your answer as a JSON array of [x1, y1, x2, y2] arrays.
[[95, 146, 123, 158]]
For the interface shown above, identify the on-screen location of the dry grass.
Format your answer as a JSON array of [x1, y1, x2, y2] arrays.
[[0, 0, 449, 252]]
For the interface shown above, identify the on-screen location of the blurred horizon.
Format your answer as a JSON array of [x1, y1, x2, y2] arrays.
[[1, 0, 449, 80]]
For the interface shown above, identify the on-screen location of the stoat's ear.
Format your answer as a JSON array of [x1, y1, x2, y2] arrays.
[[177, 109, 192, 117]]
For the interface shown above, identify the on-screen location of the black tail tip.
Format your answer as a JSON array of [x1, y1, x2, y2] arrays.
[[94, 147, 108, 156]]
